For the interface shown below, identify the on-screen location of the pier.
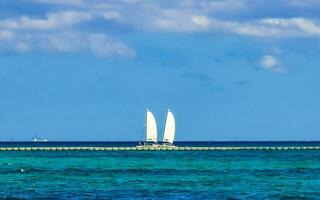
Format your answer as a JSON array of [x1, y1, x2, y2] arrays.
[[0, 146, 319, 151]]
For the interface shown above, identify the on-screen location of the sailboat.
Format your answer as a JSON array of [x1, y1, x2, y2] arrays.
[[162, 109, 176, 146], [137, 109, 159, 147]]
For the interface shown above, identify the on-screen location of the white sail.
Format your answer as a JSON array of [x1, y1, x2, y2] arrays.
[[146, 109, 157, 143], [162, 109, 175, 144]]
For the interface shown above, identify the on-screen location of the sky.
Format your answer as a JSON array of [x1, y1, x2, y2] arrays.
[[1, 0, 320, 141]]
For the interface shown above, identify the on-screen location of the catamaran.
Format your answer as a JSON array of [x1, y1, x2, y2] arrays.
[[138, 108, 176, 147], [161, 109, 176, 146]]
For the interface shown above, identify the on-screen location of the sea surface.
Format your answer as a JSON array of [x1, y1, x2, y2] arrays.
[[0, 142, 320, 199]]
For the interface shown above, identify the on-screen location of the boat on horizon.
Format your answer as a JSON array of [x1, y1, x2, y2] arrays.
[[137, 109, 176, 147], [32, 135, 48, 142]]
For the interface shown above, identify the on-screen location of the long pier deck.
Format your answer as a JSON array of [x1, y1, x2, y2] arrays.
[[0, 146, 319, 151]]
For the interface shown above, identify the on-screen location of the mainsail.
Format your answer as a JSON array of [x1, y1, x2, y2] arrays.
[[146, 109, 157, 143], [162, 109, 175, 144]]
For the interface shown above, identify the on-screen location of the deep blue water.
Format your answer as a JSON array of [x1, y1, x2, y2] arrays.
[[1, 141, 320, 147], [0, 142, 319, 199]]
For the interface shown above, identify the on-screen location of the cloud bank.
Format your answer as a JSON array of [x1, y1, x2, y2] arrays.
[[1, 0, 320, 56]]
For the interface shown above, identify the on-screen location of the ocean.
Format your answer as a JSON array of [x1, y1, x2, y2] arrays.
[[0, 142, 319, 199]]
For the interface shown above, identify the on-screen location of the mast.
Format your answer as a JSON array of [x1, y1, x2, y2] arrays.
[[145, 109, 148, 142]]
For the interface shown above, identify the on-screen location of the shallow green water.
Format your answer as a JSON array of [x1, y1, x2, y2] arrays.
[[0, 151, 320, 199]]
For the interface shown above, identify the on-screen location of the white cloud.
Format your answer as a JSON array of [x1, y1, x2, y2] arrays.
[[150, 9, 206, 32], [15, 42, 30, 52], [34, 0, 85, 6], [102, 11, 122, 20], [0, 11, 92, 30], [288, 0, 320, 7], [259, 55, 284, 73], [201, 0, 248, 12], [0, 7, 136, 57], [2, 0, 320, 56], [1, 1, 320, 38], [89, 2, 320, 38], [192, 15, 210, 28], [260, 18, 320, 35], [88, 33, 135, 57], [0, 31, 135, 57], [186, 17, 320, 37], [260, 55, 277, 69], [0, 30, 14, 40]]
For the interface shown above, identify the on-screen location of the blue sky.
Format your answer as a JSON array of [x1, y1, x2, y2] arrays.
[[1, 0, 320, 141]]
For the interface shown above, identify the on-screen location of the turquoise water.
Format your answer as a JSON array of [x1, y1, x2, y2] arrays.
[[1, 150, 320, 199]]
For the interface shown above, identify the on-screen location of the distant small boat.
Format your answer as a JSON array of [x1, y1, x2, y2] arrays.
[[32, 135, 48, 142]]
